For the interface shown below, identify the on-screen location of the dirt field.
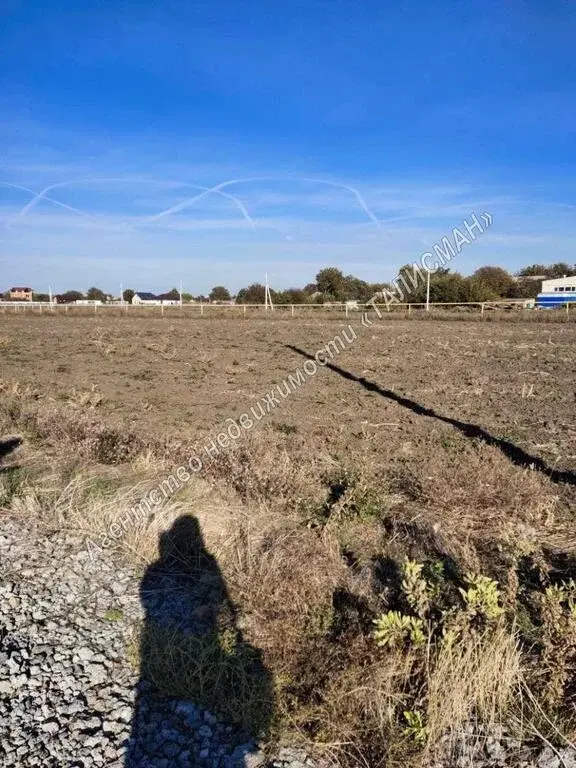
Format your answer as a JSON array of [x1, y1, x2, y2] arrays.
[[2, 313, 576, 765], [1, 313, 575, 479]]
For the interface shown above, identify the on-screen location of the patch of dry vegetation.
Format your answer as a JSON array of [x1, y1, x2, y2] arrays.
[[1, 391, 575, 766]]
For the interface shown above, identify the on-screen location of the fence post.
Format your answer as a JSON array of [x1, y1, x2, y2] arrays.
[[480, 303, 485, 317], [291, 304, 294, 317], [200, 302, 204, 316]]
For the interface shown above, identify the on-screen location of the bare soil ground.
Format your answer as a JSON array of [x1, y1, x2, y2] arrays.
[[1, 314, 576, 766], [1, 314, 575, 478]]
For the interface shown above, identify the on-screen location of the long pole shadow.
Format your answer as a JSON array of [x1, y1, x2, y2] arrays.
[[286, 344, 576, 487]]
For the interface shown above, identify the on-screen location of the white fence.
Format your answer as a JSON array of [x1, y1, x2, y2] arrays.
[[0, 298, 537, 317]]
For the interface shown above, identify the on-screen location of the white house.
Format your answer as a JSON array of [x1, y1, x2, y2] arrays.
[[133, 292, 161, 305], [132, 291, 181, 306]]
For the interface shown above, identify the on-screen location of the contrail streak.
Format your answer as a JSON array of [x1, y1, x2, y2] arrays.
[[16, 177, 257, 230], [138, 176, 382, 228], [9, 174, 381, 242], [1, 182, 103, 226]]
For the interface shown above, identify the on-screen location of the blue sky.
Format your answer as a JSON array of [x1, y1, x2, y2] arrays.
[[1, 0, 575, 294]]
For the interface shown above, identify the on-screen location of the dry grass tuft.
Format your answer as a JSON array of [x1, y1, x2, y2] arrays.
[[1, 386, 575, 766], [224, 522, 347, 663], [426, 624, 522, 755], [205, 428, 335, 511]]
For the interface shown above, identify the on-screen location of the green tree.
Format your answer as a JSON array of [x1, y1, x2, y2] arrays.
[[283, 288, 307, 304], [510, 279, 541, 299], [465, 277, 498, 302], [235, 283, 268, 304], [402, 269, 469, 304], [518, 263, 576, 278], [275, 288, 308, 304], [303, 283, 318, 296], [86, 286, 107, 302], [209, 286, 231, 302], [342, 275, 372, 301], [518, 264, 549, 277], [396, 264, 428, 303], [548, 262, 576, 278], [432, 272, 471, 303], [58, 290, 84, 303], [122, 289, 135, 304], [163, 288, 180, 300], [181, 292, 193, 303], [369, 283, 391, 300], [316, 267, 346, 301], [471, 266, 515, 298]]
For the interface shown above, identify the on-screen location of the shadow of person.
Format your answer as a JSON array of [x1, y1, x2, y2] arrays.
[[0, 436, 22, 474], [125, 515, 273, 767]]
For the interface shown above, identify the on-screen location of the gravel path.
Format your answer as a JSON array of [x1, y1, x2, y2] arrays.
[[2, 517, 574, 768], [0, 518, 316, 768]]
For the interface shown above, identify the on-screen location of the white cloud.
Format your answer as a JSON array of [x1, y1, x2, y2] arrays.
[[1, 139, 575, 293]]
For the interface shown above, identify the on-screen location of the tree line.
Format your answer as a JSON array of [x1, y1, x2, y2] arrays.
[[234, 262, 576, 304], [1, 286, 233, 303], [6, 262, 575, 305]]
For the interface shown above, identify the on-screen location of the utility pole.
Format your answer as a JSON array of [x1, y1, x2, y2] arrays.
[[265, 272, 274, 312]]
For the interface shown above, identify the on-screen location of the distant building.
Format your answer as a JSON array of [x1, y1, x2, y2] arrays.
[[513, 274, 548, 282], [156, 293, 180, 306], [132, 292, 160, 305], [536, 276, 576, 308], [132, 292, 181, 306], [9, 286, 33, 301]]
